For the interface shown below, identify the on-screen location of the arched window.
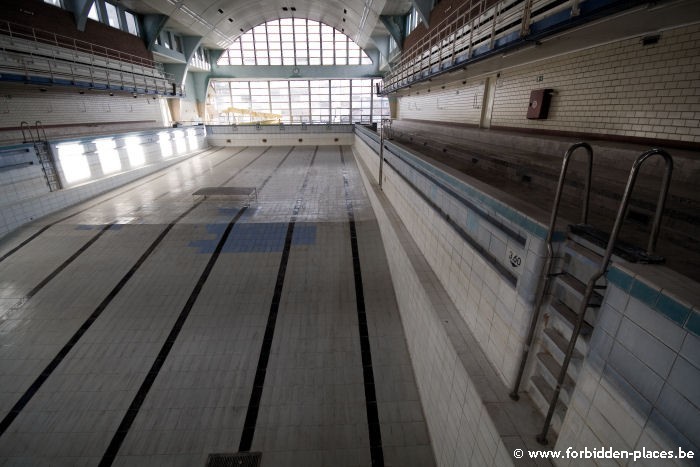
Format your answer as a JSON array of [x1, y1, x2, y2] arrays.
[[218, 18, 373, 66]]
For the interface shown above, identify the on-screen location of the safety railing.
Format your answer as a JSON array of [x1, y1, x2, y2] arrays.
[[537, 148, 673, 444], [380, 0, 615, 93], [0, 19, 164, 71], [0, 49, 177, 95], [509, 142, 593, 400]]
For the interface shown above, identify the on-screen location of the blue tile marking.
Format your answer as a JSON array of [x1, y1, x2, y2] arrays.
[[607, 265, 696, 337], [188, 222, 316, 254], [75, 225, 94, 230]]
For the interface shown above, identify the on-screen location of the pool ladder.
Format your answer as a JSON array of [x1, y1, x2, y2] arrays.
[[509, 142, 673, 444], [21, 120, 61, 192]]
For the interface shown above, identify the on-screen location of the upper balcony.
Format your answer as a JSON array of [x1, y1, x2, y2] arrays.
[[0, 20, 183, 96]]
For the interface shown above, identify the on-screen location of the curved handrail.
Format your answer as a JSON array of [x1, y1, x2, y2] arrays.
[[35, 121, 48, 142], [536, 148, 673, 444], [20, 121, 34, 144], [509, 142, 593, 399]]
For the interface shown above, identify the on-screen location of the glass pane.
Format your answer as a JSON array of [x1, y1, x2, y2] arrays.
[[105, 3, 120, 28], [125, 12, 139, 35], [88, 3, 99, 20]]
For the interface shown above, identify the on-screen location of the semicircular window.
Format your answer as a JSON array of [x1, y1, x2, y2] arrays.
[[218, 18, 373, 66]]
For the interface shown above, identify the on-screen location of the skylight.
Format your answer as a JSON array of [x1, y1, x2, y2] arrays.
[[218, 18, 373, 66]]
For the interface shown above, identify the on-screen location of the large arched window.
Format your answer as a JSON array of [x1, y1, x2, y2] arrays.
[[217, 18, 373, 66]]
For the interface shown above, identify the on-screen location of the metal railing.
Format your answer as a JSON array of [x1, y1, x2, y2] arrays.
[[0, 19, 164, 71], [381, 0, 598, 93], [509, 142, 593, 400], [537, 148, 673, 444], [0, 20, 181, 95]]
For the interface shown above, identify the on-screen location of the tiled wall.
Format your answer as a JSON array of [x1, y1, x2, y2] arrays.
[[396, 23, 700, 143], [397, 80, 485, 125], [207, 124, 355, 146], [354, 124, 700, 464], [355, 124, 548, 390], [0, 144, 48, 206], [491, 22, 700, 143], [0, 84, 165, 143], [557, 264, 700, 465], [0, 126, 207, 238], [354, 134, 513, 466]]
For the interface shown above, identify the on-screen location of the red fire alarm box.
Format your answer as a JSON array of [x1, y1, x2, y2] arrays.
[[527, 89, 553, 119]]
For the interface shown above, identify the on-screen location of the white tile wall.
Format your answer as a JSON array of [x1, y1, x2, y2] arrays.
[[353, 140, 513, 466], [0, 127, 207, 238], [396, 23, 700, 143], [491, 23, 700, 142], [0, 84, 165, 143], [398, 80, 485, 125], [556, 280, 700, 466], [208, 134, 354, 146]]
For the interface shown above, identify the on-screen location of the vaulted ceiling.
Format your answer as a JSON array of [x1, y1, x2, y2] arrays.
[[119, 0, 413, 50]]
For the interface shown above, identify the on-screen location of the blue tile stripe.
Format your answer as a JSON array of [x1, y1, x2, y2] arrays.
[[384, 154, 517, 287], [357, 126, 699, 339], [606, 265, 696, 336], [354, 125, 548, 240]]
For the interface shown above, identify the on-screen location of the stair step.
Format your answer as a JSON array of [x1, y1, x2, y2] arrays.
[[555, 272, 604, 307], [564, 239, 603, 266], [551, 299, 593, 338], [536, 352, 574, 405], [529, 375, 566, 434], [543, 327, 583, 374], [569, 223, 665, 264]]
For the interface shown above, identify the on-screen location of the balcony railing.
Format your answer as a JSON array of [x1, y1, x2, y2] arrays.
[[381, 0, 630, 93]]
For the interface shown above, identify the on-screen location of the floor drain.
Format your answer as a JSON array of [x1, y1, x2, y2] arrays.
[[205, 452, 262, 467]]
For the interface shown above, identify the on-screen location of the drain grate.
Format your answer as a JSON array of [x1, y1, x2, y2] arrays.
[[205, 452, 262, 467]]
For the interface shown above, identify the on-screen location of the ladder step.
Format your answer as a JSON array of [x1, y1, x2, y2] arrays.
[[543, 327, 583, 365], [555, 272, 604, 307], [537, 352, 575, 401], [530, 375, 566, 433], [564, 238, 603, 266], [550, 299, 593, 337]]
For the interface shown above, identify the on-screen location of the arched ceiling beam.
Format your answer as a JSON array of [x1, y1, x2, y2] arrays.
[[70, 0, 93, 32], [142, 14, 169, 50], [380, 15, 404, 50]]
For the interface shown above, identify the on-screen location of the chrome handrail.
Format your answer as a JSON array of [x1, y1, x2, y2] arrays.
[[20, 121, 35, 143], [35, 121, 48, 142], [536, 148, 673, 445], [509, 142, 593, 400]]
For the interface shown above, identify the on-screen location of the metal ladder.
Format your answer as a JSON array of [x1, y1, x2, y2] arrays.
[[510, 142, 594, 402], [20, 120, 61, 192], [508, 142, 673, 443], [536, 148, 673, 444]]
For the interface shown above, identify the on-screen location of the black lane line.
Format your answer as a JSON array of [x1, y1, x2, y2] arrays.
[[0, 146, 233, 264], [0, 147, 267, 437], [339, 146, 384, 466], [2, 223, 115, 317], [238, 146, 319, 452], [98, 206, 248, 467], [0, 203, 201, 437]]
